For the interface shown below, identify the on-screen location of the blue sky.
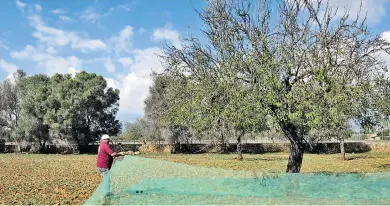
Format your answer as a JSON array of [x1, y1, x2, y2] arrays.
[[0, 0, 207, 123], [1, 0, 390, 125]]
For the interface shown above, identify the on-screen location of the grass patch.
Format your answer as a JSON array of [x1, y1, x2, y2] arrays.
[[1, 151, 390, 205], [142, 151, 390, 173]]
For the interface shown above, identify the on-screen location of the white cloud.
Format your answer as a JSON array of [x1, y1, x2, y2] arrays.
[[46, 47, 57, 54], [34, 4, 42, 12], [153, 28, 181, 48], [84, 57, 117, 73], [130, 47, 164, 77], [380, 31, 390, 75], [72, 39, 107, 52], [51, 9, 66, 15], [16, 0, 26, 8], [110, 25, 134, 54], [118, 57, 132, 68], [84, 57, 120, 73], [82, 5, 132, 23], [10, 45, 35, 59], [0, 59, 19, 75], [5, 74, 16, 84], [10, 45, 83, 76], [118, 73, 154, 113], [109, 4, 132, 12], [12, 2, 178, 119], [12, 6, 89, 76], [381, 31, 390, 41], [89, 48, 165, 116], [42, 56, 82, 76], [120, 26, 133, 41], [28, 14, 107, 52], [15, 0, 41, 13], [104, 58, 116, 73], [112, 47, 164, 115], [105, 77, 121, 90], [68, 67, 80, 77], [81, 8, 101, 23], [59, 16, 72, 22], [0, 41, 9, 50], [326, 0, 388, 25], [139, 28, 146, 33]]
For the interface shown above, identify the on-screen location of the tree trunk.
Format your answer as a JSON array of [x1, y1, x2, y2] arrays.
[[340, 137, 346, 161], [280, 121, 305, 173], [382, 126, 384, 140], [287, 142, 304, 173], [215, 131, 228, 153], [215, 117, 227, 153], [213, 129, 227, 153], [39, 140, 47, 153], [16, 142, 21, 153], [236, 130, 244, 160], [0, 139, 5, 153]]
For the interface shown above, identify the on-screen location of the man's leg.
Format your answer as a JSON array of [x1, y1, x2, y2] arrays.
[[98, 168, 111, 196]]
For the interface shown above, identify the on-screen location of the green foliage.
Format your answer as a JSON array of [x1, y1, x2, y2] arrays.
[[144, 73, 173, 127], [371, 78, 390, 133], [17, 74, 51, 150], [121, 121, 143, 143], [378, 130, 390, 137], [143, 74, 199, 145], [13, 70, 121, 150]]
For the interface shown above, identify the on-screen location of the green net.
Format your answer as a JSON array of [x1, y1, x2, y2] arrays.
[[84, 156, 390, 205]]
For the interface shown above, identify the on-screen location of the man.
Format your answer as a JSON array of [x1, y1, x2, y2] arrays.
[[97, 134, 123, 172], [96, 134, 123, 197]]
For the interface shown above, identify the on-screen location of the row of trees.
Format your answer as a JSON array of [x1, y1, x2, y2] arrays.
[[0, 70, 121, 152], [122, 0, 390, 173]]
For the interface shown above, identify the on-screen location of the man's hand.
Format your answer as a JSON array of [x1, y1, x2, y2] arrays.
[[111, 152, 124, 157], [116, 151, 141, 156]]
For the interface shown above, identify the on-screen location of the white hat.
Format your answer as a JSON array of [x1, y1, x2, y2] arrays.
[[101, 134, 110, 140]]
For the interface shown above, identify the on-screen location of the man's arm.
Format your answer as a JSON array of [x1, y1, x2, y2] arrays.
[[111, 152, 124, 157], [105, 145, 124, 157]]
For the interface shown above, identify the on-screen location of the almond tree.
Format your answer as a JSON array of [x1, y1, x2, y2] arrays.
[[162, 0, 390, 172]]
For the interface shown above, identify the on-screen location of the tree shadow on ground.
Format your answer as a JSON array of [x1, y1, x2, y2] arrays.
[[312, 171, 362, 175], [377, 164, 390, 169], [242, 157, 287, 162], [345, 156, 372, 161]]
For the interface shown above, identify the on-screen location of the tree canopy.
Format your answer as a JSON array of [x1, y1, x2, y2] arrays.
[[158, 0, 390, 172], [0, 70, 121, 152]]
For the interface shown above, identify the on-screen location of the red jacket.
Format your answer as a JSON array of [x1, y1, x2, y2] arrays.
[[97, 142, 113, 169]]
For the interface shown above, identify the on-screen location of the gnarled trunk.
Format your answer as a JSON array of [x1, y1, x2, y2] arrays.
[[280, 121, 305, 173], [287, 141, 304, 173]]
